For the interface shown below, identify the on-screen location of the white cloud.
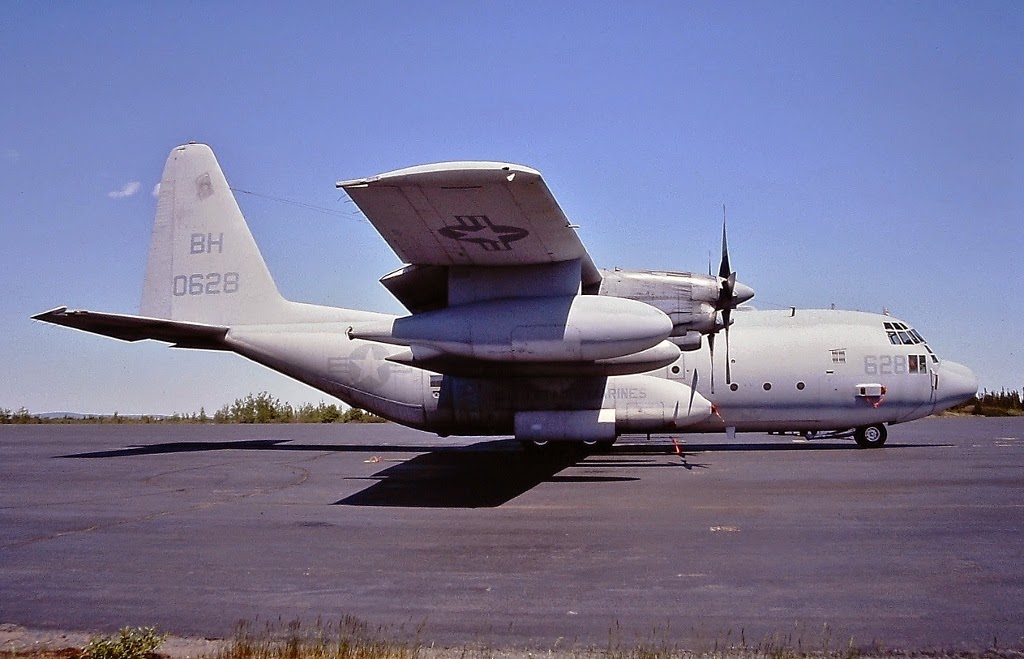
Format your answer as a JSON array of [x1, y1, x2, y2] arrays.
[[108, 181, 141, 199], [152, 183, 161, 198]]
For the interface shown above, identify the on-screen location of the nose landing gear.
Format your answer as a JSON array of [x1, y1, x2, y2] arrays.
[[854, 423, 887, 448]]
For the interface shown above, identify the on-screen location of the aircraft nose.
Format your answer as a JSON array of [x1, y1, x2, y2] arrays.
[[937, 360, 978, 408], [732, 282, 755, 305]]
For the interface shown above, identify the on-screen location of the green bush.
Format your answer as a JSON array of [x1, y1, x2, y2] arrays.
[[82, 627, 167, 659]]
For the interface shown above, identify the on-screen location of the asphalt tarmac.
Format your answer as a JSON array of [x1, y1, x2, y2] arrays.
[[1, 418, 1021, 651]]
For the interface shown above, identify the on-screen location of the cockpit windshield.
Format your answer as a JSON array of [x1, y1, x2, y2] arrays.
[[883, 321, 938, 363]]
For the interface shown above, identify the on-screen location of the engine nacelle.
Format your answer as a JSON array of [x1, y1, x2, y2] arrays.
[[598, 268, 753, 338], [349, 294, 673, 363]]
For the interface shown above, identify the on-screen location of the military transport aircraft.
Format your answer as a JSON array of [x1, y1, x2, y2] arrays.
[[35, 143, 977, 449]]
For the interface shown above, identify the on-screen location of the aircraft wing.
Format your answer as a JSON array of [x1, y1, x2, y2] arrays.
[[32, 307, 228, 350], [337, 162, 603, 308]]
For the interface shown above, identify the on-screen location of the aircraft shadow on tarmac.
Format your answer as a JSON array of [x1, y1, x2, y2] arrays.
[[57, 435, 947, 508], [338, 441, 632, 507]]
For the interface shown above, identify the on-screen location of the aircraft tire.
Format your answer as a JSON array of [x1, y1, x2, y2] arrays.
[[582, 439, 616, 453], [854, 424, 887, 448]]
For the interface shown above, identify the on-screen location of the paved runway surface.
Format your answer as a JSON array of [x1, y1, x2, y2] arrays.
[[1, 418, 1022, 651]]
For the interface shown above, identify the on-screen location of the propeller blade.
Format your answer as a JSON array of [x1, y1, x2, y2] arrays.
[[724, 323, 732, 385], [719, 206, 731, 280], [708, 331, 716, 395], [688, 368, 699, 414]]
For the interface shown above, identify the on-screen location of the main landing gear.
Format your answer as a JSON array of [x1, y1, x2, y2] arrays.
[[854, 423, 887, 449]]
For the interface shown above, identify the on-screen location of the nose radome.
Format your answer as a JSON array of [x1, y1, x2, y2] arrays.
[[938, 361, 978, 407]]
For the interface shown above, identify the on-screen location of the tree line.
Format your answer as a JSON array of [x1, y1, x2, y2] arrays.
[[0, 391, 386, 424], [948, 388, 1024, 417]]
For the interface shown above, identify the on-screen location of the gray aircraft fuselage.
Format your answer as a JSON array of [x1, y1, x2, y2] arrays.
[[221, 305, 976, 439]]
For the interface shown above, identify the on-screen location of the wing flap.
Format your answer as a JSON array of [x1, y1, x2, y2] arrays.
[[33, 307, 229, 350]]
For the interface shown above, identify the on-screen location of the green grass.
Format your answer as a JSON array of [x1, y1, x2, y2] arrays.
[[82, 628, 166, 659]]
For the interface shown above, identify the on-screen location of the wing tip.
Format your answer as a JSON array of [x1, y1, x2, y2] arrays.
[[32, 306, 69, 321]]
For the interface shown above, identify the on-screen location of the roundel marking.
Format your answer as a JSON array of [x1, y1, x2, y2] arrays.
[[438, 215, 529, 252]]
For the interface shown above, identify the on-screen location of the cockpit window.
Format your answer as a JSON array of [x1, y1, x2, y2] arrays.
[[883, 323, 929, 346], [884, 322, 939, 362]]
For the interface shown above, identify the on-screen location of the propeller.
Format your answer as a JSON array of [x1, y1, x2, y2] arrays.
[[708, 205, 747, 393]]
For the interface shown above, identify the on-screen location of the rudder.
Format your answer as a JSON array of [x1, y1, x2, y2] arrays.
[[140, 143, 286, 325]]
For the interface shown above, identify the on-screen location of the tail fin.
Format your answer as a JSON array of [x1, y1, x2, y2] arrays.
[[140, 143, 287, 325]]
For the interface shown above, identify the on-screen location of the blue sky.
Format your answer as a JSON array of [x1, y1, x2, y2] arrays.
[[1, 2, 1021, 414]]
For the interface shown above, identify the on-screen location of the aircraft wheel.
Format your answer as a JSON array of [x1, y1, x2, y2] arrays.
[[854, 424, 887, 448], [582, 439, 615, 453], [520, 440, 550, 452]]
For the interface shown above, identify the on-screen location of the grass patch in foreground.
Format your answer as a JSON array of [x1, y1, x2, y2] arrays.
[[219, 618, 420, 659], [82, 628, 166, 659], [212, 618, 1021, 659], [3, 620, 1022, 659]]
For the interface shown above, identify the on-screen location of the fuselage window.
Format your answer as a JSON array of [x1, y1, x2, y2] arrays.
[[763, 382, 772, 391], [887, 331, 900, 345], [796, 381, 805, 390], [897, 331, 912, 344]]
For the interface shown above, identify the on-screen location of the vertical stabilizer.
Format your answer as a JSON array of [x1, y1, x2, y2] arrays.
[[140, 143, 286, 325]]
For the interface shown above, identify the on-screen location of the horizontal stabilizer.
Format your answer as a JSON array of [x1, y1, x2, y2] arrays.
[[33, 307, 228, 350]]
